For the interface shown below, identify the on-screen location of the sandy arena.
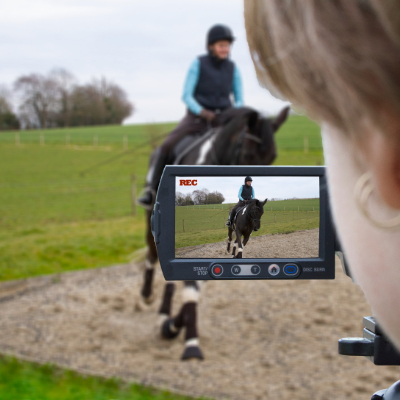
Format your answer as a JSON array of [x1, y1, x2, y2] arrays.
[[0, 256, 398, 400], [176, 228, 319, 258]]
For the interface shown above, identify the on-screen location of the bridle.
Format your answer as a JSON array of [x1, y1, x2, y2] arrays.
[[248, 205, 262, 224]]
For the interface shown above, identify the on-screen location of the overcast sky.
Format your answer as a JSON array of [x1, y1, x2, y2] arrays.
[[1, 0, 290, 124], [176, 177, 320, 203]]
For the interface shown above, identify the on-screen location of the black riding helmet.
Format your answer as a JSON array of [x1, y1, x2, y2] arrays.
[[207, 24, 235, 48], [245, 176, 253, 184]]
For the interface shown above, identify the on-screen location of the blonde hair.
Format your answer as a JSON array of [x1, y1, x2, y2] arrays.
[[244, 1, 400, 136]]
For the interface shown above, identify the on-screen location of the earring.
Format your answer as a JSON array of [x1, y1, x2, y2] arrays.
[[354, 172, 400, 230]]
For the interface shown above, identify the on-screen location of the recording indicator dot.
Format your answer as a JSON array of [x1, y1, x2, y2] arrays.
[[212, 265, 223, 276]]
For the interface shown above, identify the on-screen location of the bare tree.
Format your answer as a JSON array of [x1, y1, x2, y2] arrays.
[[14, 73, 59, 128], [50, 68, 75, 127], [0, 85, 20, 130]]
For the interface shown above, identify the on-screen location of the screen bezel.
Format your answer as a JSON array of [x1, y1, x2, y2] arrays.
[[153, 166, 335, 281]]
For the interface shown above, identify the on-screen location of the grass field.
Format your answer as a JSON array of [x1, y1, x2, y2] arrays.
[[175, 198, 320, 249], [0, 356, 206, 400]]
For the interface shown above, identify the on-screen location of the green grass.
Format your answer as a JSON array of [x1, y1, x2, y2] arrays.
[[0, 356, 206, 400], [175, 199, 320, 249], [0, 114, 322, 281]]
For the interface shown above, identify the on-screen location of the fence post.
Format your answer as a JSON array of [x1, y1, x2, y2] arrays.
[[306, 210, 308, 219], [304, 136, 309, 154], [130, 174, 136, 216], [274, 214, 276, 223], [15, 132, 20, 147], [284, 206, 285, 211], [123, 135, 128, 150], [293, 210, 294, 220], [182, 219, 185, 232], [298, 206, 299, 212]]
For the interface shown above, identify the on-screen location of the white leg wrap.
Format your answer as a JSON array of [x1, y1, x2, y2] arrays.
[[233, 243, 237, 249], [185, 338, 199, 347], [183, 286, 199, 303], [237, 247, 243, 253], [169, 321, 179, 333]]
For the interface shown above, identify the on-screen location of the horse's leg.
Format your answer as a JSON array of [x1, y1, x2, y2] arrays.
[[160, 281, 204, 360], [227, 228, 233, 254], [232, 232, 238, 258], [140, 209, 157, 305], [181, 281, 204, 360], [240, 234, 250, 259], [158, 282, 177, 336], [236, 231, 244, 259]]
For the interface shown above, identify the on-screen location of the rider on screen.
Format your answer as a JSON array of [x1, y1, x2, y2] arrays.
[[226, 176, 254, 226], [138, 24, 244, 207]]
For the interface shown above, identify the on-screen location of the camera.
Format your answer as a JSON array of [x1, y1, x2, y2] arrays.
[[151, 165, 337, 281]]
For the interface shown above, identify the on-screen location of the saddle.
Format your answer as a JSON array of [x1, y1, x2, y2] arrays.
[[233, 206, 246, 224], [169, 128, 217, 165]]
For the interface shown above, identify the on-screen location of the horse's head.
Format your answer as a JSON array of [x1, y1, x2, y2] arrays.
[[249, 198, 268, 231], [240, 107, 290, 165]]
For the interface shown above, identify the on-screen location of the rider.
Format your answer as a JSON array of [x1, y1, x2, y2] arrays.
[[138, 24, 244, 207], [226, 176, 255, 226]]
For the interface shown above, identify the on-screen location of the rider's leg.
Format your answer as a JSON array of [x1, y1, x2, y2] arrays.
[[226, 201, 244, 226], [138, 112, 205, 206]]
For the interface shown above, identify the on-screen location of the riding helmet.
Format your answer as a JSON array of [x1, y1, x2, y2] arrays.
[[245, 176, 253, 183], [207, 24, 235, 47]]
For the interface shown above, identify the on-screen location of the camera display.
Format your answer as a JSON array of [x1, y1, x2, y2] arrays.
[[175, 176, 320, 259]]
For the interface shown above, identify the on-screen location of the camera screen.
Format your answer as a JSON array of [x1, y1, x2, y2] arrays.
[[175, 176, 320, 259]]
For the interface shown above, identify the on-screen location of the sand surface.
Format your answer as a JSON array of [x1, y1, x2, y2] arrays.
[[0, 258, 398, 400], [176, 229, 319, 258]]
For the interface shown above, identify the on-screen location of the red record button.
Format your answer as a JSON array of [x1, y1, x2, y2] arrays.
[[212, 264, 223, 276]]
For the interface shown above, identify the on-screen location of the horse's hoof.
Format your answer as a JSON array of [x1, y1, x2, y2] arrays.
[[161, 318, 181, 340], [236, 253, 243, 259], [143, 293, 155, 305], [134, 294, 154, 312], [181, 346, 204, 361]]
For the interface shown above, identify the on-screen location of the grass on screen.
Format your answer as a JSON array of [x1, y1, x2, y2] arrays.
[[175, 198, 320, 249]]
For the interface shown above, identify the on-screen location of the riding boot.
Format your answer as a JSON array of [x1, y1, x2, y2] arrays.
[[137, 152, 169, 209]]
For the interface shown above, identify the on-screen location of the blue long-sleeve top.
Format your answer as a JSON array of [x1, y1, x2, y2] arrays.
[[238, 186, 255, 201], [182, 58, 244, 115]]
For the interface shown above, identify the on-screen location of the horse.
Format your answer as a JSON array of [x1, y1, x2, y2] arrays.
[[228, 198, 267, 258], [138, 106, 290, 360]]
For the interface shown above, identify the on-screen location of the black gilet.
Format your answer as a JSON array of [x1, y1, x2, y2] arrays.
[[241, 185, 253, 201], [194, 54, 235, 112]]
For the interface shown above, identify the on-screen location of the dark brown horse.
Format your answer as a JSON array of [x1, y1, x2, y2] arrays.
[[228, 198, 268, 258], [138, 106, 289, 360]]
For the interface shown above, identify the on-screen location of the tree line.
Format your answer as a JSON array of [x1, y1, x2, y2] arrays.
[[176, 189, 225, 206], [0, 68, 134, 130]]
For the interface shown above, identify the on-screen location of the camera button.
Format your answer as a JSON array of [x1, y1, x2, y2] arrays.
[[284, 264, 299, 276], [231, 265, 241, 275], [268, 264, 280, 276], [212, 264, 223, 276], [251, 265, 260, 275]]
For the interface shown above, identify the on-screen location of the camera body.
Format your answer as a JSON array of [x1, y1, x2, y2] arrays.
[[151, 165, 335, 281]]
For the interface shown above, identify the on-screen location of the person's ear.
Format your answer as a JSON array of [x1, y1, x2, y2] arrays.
[[365, 130, 400, 210]]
